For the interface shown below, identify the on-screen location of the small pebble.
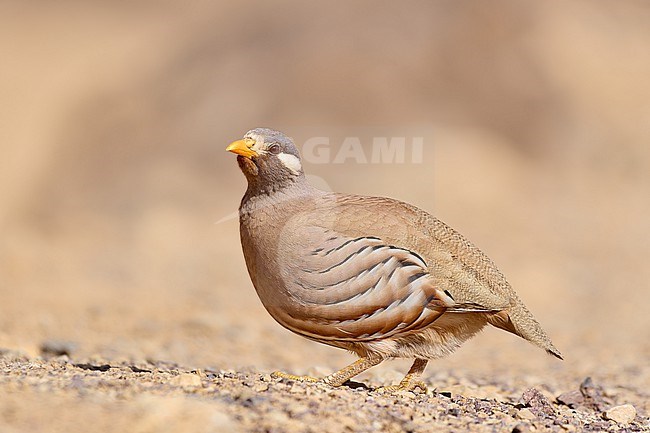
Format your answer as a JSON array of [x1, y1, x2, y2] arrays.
[[603, 404, 636, 424], [254, 383, 269, 393], [517, 408, 537, 420], [289, 384, 305, 394], [172, 373, 202, 388]]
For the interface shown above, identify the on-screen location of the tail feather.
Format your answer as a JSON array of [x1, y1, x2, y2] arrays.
[[488, 308, 563, 360]]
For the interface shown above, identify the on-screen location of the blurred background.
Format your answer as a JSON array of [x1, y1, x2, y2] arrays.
[[1, 0, 649, 395]]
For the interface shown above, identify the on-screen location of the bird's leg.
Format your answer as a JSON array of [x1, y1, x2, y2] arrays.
[[272, 356, 383, 387], [376, 358, 429, 393], [323, 356, 383, 386]]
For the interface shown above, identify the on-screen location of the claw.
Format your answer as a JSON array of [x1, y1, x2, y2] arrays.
[[376, 380, 428, 394]]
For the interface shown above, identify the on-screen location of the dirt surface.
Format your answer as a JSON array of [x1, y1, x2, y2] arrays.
[[2, 1, 650, 432], [1, 350, 648, 433]]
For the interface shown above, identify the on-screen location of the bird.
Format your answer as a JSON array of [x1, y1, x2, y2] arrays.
[[226, 127, 562, 392]]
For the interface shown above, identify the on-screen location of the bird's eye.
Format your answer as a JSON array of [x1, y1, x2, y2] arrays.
[[268, 144, 281, 154]]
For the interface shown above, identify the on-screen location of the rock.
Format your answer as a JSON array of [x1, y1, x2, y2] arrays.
[[603, 404, 636, 424], [254, 383, 269, 392], [579, 377, 609, 411], [520, 388, 555, 418], [557, 377, 611, 412], [556, 390, 584, 409], [172, 373, 202, 388], [516, 408, 537, 420]]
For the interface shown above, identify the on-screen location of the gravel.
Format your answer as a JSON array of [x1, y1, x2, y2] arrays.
[[1, 350, 647, 433]]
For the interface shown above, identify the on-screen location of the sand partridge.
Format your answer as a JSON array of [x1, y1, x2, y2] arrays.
[[227, 128, 561, 392]]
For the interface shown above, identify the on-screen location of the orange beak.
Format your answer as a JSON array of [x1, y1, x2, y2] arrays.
[[226, 138, 257, 158]]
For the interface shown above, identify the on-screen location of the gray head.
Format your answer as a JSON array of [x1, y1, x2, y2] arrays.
[[226, 128, 305, 195]]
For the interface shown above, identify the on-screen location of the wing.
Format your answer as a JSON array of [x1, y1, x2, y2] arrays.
[[277, 229, 490, 343], [312, 193, 514, 311]]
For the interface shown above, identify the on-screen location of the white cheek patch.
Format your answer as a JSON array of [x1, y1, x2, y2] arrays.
[[277, 152, 302, 174]]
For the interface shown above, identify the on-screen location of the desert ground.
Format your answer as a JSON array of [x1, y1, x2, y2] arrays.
[[1, 1, 649, 432]]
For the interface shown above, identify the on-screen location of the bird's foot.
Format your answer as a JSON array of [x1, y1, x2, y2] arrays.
[[376, 379, 428, 394], [271, 371, 320, 383]]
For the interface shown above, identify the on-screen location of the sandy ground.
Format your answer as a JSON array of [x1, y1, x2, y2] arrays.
[[1, 349, 648, 432], [1, 1, 650, 432]]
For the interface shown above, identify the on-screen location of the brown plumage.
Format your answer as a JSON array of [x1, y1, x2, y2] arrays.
[[227, 128, 562, 392]]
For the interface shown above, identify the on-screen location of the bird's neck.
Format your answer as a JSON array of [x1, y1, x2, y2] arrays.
[[239, 177, 316, 219]]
